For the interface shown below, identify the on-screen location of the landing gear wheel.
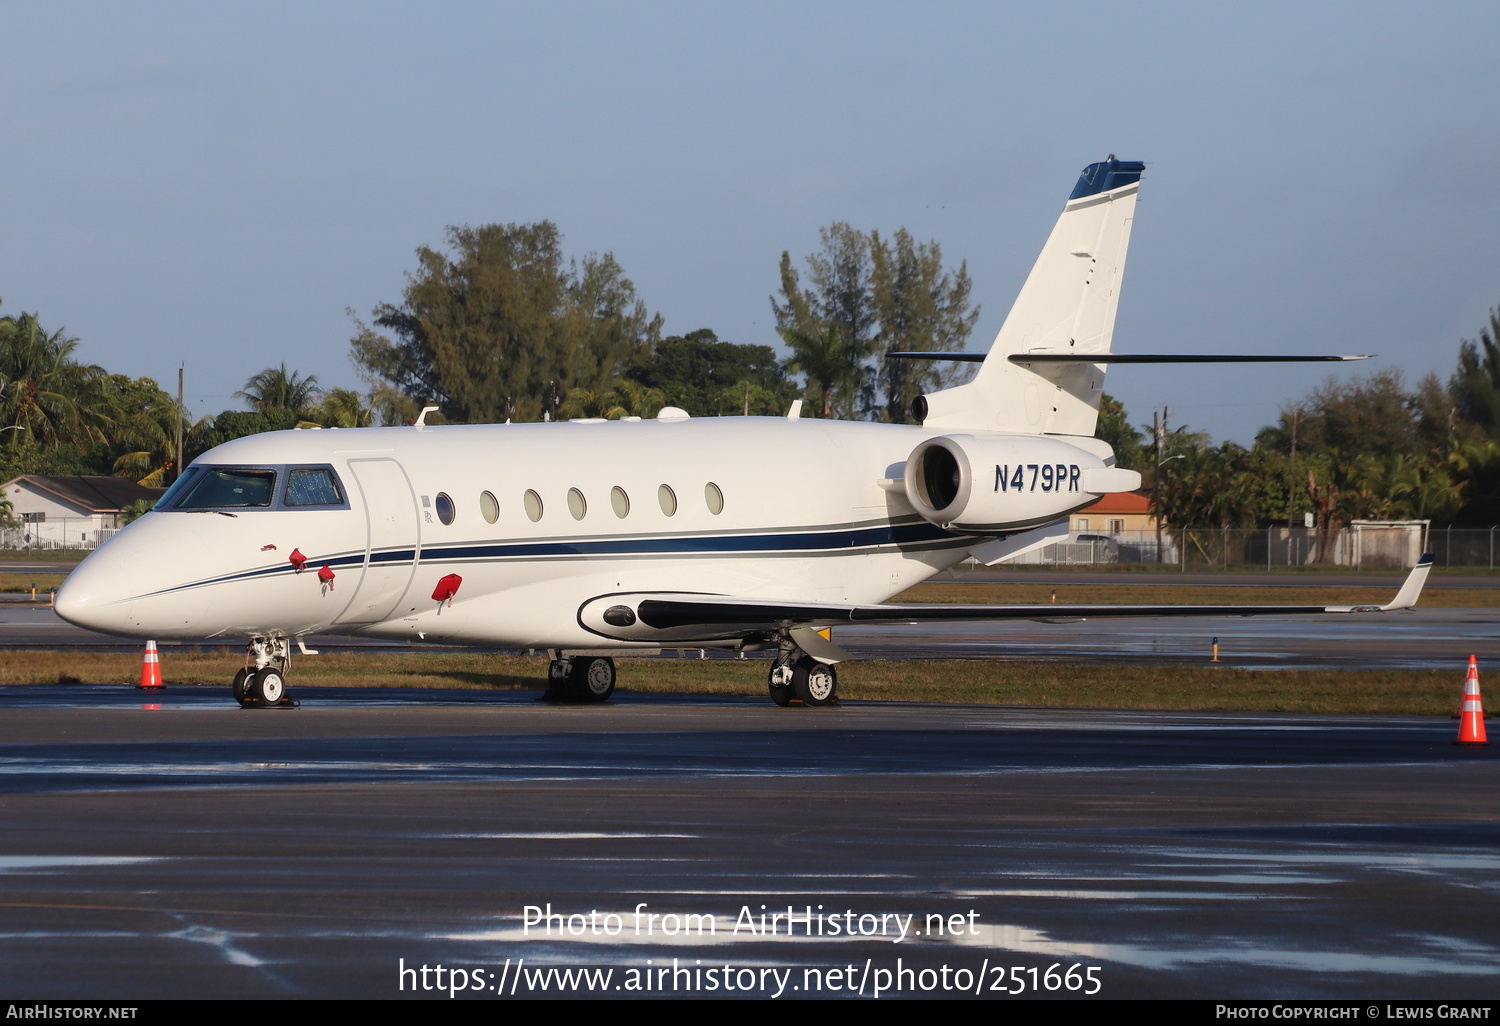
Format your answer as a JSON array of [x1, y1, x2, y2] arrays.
[[792, 656, 837, 707], [252, 667, 286, 705], [568, 656, 615, 703], [768, 657, 794, 707], [232, 667, 253, 707], [544, 658, 572, 701]]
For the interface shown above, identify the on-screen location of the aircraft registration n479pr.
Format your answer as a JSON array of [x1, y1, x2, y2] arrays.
[[55, 157, 1431, 709]]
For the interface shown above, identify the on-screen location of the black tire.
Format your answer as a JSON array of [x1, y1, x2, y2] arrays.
[[768, 658, 793, 707], [232, 668, 253, 706], [252, 667, 286, 705], [792, 656, 837, 707], [568, 656, 615, 703]]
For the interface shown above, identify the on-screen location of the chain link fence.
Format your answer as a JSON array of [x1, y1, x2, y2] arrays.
[[1, 516, 124, 551], [1007, 522, 1499, 569]]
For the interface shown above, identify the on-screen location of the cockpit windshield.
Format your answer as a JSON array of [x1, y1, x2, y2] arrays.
[[171, 469, 277, 509], [152, 464, 350, 512]]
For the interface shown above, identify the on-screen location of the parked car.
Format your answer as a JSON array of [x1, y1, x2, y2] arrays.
[[1069, 533, 1121, 564]]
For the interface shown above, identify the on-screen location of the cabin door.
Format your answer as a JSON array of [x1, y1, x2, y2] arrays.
[[333, 458, 420, 625]]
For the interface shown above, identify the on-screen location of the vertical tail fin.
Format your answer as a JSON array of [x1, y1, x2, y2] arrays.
[[919, 156, 1143, 436]]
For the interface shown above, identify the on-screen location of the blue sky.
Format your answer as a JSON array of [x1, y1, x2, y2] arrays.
[[5, 1, 1498, 443]]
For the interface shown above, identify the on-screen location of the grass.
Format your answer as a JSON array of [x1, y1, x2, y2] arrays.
[[0, 549, 92, 562], [2, 649, 1474, 717], [893, 581, 1500, 608], [0, 573, 67, 594]]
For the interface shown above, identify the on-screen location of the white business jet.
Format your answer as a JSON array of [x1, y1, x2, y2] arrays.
[[55, 157, 1431, 708]]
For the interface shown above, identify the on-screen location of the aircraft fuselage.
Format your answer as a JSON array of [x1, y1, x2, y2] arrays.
[[56, 416, 1110, 651]]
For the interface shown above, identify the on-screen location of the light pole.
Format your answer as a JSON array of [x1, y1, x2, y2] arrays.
[[1154, 452, 1184, 563]]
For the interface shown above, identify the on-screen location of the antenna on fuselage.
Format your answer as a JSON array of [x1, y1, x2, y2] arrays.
[[414, 405, 440, 428]]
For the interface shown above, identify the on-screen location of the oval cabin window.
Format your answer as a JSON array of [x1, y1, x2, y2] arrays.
[[523, 489, 544, 522], [610, 486, 630, 518], [567, 488, 587, 521], [705, 482, 724, 515], [435, 492, 455, 525], [658, 485, 677, 516], [479, 490, 499, 524]]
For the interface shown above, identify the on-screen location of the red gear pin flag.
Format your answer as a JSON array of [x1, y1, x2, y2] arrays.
[[318, 565, 336, 590], [1457, 655, 1489, 746]]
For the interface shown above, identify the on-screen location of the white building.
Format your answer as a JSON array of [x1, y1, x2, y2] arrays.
[[2, 475, 165, 550]]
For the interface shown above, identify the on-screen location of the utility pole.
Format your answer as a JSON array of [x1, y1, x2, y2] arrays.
[[1286, 408, 1298, 534], [1286, 407, 1299, 566], [175, 364, 185, 485], [1153, 407, 1167, 564]]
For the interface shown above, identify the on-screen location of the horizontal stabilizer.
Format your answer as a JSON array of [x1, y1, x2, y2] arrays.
[[1079, 467, 1142, 493], [888, 352, 1371, 364]]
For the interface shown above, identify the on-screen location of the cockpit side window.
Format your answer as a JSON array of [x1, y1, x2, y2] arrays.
[[284, 467, 346, 507], [154, 467, 204, 510], [173, 469, 276, 509]]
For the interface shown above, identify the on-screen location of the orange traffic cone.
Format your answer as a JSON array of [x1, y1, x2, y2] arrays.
[[1457, 655, 1488, 746], [136, 640, 164, 691]]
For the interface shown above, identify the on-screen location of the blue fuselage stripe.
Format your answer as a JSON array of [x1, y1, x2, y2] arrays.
[[147, 520, 972, 598]]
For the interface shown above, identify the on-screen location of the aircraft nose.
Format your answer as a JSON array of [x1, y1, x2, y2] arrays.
[[56, 516, 216, 638], [55, 550, 138, 635]]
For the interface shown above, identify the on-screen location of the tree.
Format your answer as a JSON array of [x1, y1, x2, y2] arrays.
[[1262, 370, 1426, 462], [624, 329, 797, 417], [772, 225, 876, 418], [773, 223, 977, 420], [351, 222, 661, 424], [99, 375, 188, 485], [557, 379, 665, 421], [869, 228, 979, 423], [313, 388, 376, 428], [1452, 307, 1500, 438], [0, 311, 109, 449], [1095, 393, 1144, 469], [237, 364, 322, 416], [188, 409, 302, 460], [781, 324, 856, 419]]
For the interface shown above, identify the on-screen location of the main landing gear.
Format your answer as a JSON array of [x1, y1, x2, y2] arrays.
[[234, 635, 298, 708], [767, 647, 838, 708], [544, 655, 616, 703]]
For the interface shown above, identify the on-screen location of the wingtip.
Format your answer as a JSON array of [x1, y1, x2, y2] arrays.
[[1382, 555, 1435, 610]]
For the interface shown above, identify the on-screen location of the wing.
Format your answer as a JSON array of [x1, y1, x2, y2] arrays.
[[578, 555, 1434, 649]]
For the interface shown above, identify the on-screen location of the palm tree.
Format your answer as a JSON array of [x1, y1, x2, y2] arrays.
[[315, 388, 376, 428], [0, 312, 108, 447], [236, 364, 322, 416], [781, 323, 865, 418], [558, 379, 664, 421], [610, 379, 664, 418]]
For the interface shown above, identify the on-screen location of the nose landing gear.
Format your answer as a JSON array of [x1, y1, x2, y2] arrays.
[[234, 635, 299, 708]]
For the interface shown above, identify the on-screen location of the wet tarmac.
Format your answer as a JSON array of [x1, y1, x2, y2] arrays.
[[0, 687, 1496, 999]]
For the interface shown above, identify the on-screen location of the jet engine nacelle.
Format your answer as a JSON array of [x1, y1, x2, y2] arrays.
[[902, 433, 1141, 533]]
